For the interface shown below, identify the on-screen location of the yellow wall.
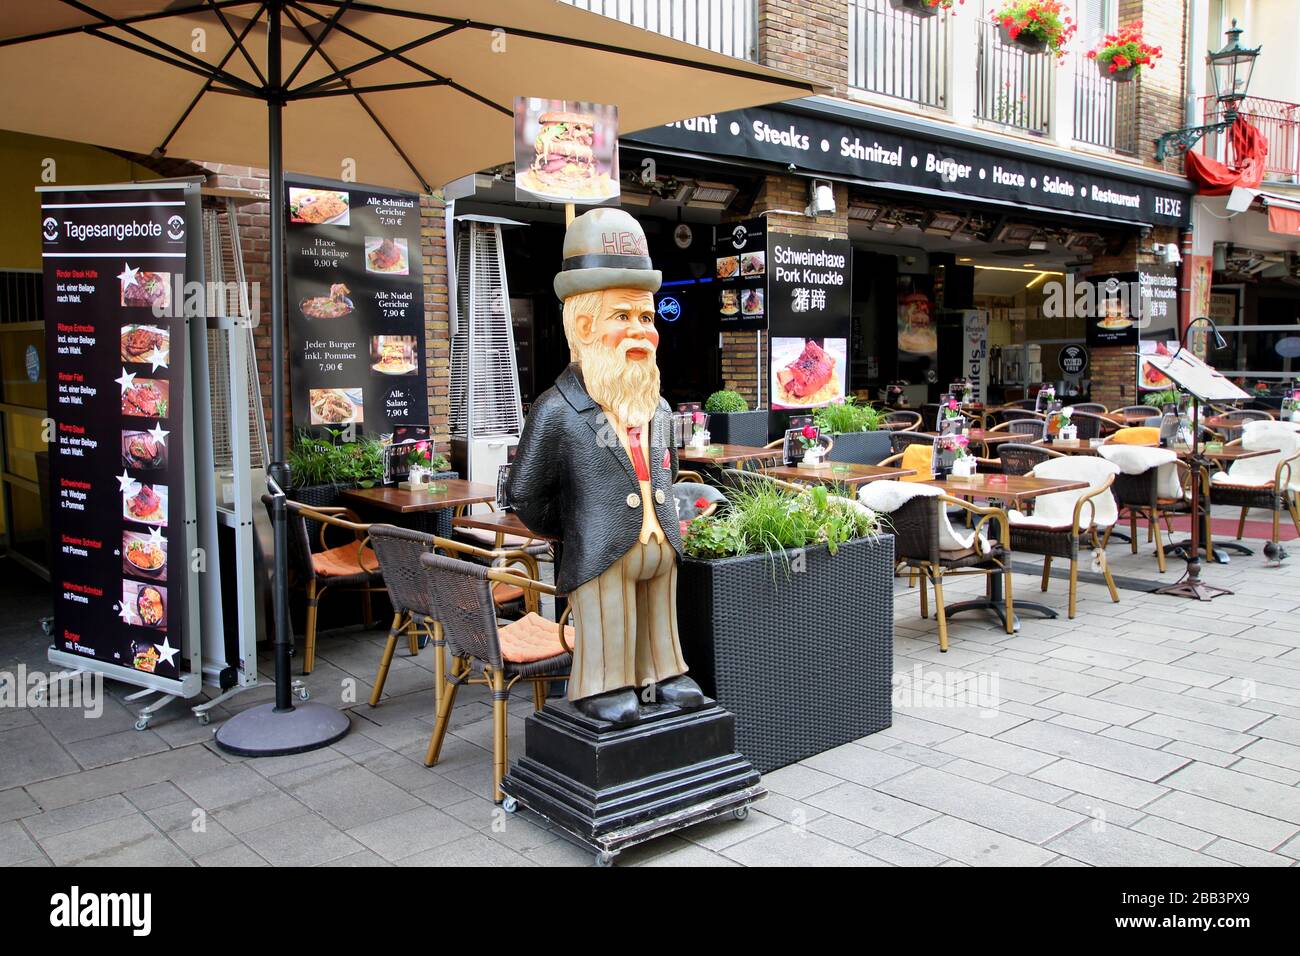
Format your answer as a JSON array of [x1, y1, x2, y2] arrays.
[[0, 131, 162, 270]]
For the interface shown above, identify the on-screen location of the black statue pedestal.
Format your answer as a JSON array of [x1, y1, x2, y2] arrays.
[[500, 697, 765, 865]]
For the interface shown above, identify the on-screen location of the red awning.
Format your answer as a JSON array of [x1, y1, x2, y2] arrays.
[[1268, 204, 1300, 237]]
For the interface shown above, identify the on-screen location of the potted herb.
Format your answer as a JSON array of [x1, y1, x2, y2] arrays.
[[889, 0, 961, 18], [703, 389, 768, 446], [676, 480, 894, 772], [994, 0, 1076, 58], [1088, 21, 1161, 82], [287, 429, 386, 505], [815, 398, 892, 465], [1142, 387, 1180, 409]]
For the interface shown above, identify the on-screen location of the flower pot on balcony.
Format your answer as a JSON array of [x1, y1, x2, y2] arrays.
[[1097, 59, 1137, 82], [999, 22, 1048, 54], [889, 0, 940, 17]]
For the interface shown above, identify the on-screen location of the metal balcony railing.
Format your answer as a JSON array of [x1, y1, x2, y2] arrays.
[[1072, 55, 1138, 156], [848, 0, 949, 110], [1198, 95, 1300, 182], [559, 0, 758, 61], [975, 19, 1053, 136]]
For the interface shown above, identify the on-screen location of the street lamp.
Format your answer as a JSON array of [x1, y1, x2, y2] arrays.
[[1154, 20, 1261, 162]]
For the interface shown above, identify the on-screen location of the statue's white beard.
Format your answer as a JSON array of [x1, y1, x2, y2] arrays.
[[578, 338, 661, 427]]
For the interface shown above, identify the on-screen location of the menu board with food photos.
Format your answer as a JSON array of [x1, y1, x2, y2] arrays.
[[40, 182, 200, 688], [286, 175, 428, 435], [714, 217, 767, 331]]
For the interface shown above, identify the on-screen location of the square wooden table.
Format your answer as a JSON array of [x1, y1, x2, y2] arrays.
[[923, 473, 1088, 507], [1034, 438, 1107, 455], [340, 480, 498, 515], [453, 509, 554, 542], [762, 463, 916, 487], [677, 443, 781, 467], [921, 474, 1088, 632]]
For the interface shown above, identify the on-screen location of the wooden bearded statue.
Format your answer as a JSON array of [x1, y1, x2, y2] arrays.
[[505, 208, 704, 726]]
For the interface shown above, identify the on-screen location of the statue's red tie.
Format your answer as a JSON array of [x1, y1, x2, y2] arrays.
[[626, 426, 650, 482]]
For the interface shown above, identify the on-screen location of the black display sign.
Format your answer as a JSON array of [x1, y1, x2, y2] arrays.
[[1059, 345, 1089, 375], [712, 217, 766, 330], [627, 107, 1191, 227], [1085, 264, 1178, 348], [286, 175, 428, 435], [768, 234, 853, 411], [42, 184, 197, 685]]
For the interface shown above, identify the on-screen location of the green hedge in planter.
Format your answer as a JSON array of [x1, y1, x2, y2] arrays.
[[704, 390, 769, 446]]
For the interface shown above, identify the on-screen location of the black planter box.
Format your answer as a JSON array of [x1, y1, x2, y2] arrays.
[[890, 0, 939, 17], [676, 534, 895, 773], [707, 410, 770, 447], [826, 430, 893, 466]]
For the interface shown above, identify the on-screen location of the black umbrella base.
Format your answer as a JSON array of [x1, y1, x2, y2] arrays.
[[501, 698, 764, 865], [213, 701, 351, 757]]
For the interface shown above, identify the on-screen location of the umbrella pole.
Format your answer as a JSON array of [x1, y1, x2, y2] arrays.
[[215, 0, 350, 755]]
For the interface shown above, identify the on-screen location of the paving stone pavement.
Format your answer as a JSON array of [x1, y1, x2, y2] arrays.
[[1, 531, 1298, 867]]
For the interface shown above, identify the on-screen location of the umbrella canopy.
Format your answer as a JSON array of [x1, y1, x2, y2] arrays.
[[0, 1, 819, 191]]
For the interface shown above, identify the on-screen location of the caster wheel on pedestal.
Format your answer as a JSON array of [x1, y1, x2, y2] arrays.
[[732, 806, 750, 820], [595, 851, 615, 867], [501, 796, 518, 814], [197, 712, 211, 726], [134, 717, 150, 732]]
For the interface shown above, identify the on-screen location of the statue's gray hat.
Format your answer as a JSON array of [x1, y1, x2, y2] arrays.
[[554, 207, 661, 300]]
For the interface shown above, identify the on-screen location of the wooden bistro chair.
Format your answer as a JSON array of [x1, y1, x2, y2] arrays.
[[1209, 422, 1300, 559], [419, 551, 573, 803], [270, 497, 385, 675], [366, 524, 540, 707], [1010, 457, 1121, 618], [859, 481, 1013, 651]]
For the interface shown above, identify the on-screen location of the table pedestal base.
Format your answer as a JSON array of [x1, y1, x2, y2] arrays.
[[1156, 559, 1232, 601], [942, 574, 1056, 634]]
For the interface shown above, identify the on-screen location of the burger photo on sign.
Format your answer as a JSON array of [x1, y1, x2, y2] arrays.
[[514, 99, 619, 203]]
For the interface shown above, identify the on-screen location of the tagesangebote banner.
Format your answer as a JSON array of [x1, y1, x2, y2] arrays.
[[286, 175, 428, 435], [41, 184, 194, 683]]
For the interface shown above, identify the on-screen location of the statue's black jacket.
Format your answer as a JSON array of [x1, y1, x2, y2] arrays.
[[505, 364, 682, 594]]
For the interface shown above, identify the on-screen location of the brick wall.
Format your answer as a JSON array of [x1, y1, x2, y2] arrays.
[[202, 164, 453, 457], [1120, 0, 1189, 173], [758, 0, 848, 97], [719, 174, 849, 407]]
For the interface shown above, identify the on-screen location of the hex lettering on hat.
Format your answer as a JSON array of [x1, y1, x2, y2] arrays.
[[601, 231, 647, 257]]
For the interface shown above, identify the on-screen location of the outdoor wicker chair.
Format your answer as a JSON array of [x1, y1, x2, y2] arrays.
[[1067, 410, 1115, 441], [860, 483, 1013, 651], [1011, 457, 1121, 618], [1097, 448, 1199, 573], [890, 430, 937, 454], [1210, 424, 1300, 558], [418, 551, 573, 803], [883, 410, 922, 431], [672, 480, 727, 535], [1069, 403, 1109, 414], [267, 497, 385, 675], [1207, 408, 1271, 443], [989, 417, 1048, 441], [998, 442, 1064, 476], [366, 524, 542, 706]]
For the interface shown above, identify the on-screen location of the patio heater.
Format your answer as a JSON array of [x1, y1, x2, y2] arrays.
[[1155, 20, 1261, 161]]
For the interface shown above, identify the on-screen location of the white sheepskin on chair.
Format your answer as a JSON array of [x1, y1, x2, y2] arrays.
[[858, 480, 986, 553], [1009, 456, 1120, 530], [1097, 444, 1183, 500], [1212, 420, 1300, 493]]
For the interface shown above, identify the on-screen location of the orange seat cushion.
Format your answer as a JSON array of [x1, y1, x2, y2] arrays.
[[492, 583, 525, 605], [1109, 426, 1159, 446], [312, 541, 379, 577], [900, 443, 935, 482], [497, 612, 574, 664]]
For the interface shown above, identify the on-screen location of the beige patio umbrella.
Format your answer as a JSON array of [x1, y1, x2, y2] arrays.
[[0, 0, 819, 753]]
